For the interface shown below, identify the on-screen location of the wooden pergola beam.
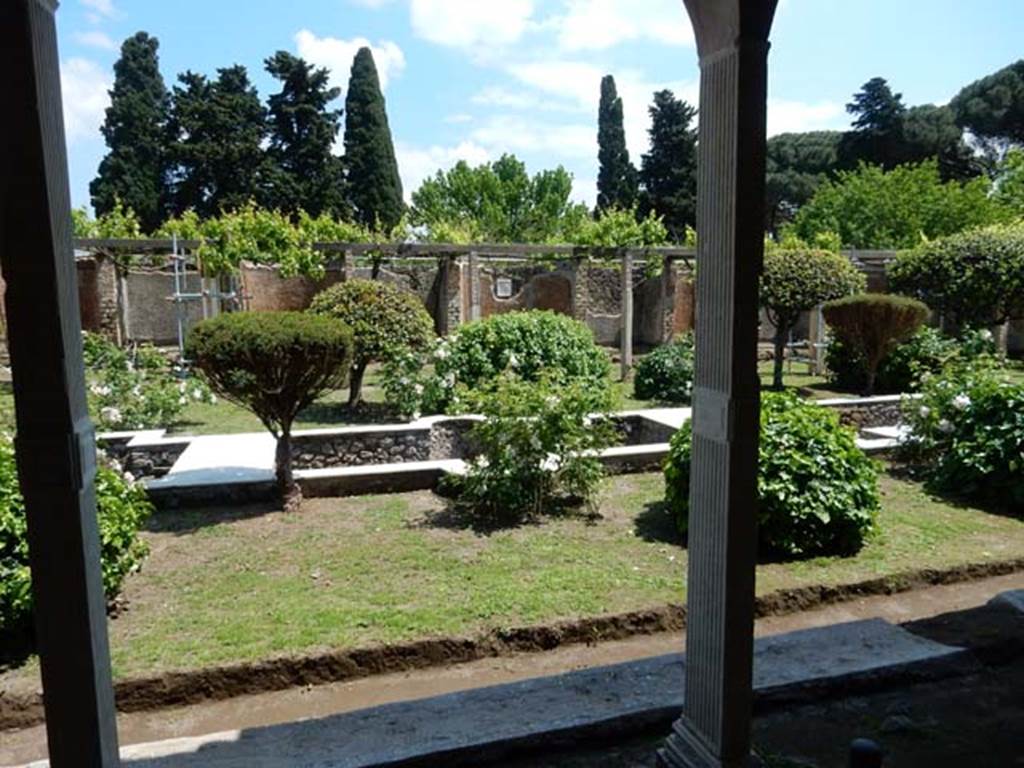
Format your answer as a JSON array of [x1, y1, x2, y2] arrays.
[[1, 1, 121, 765]]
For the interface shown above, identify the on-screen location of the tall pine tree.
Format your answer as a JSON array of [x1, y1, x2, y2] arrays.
[[262, 52, 347, 218], [639, 90, 697, 239], [90, 32, 169, 232], [344, 48, 404, 231], [596, 75, 637, 212], [166, 65, 267, 217], [837, 77, 907, 170]]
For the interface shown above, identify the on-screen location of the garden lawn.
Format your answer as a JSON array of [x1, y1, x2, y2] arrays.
[[3, 469, 1020, 691]]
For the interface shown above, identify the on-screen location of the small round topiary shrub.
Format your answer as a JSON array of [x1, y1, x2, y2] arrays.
[[1, 437, 152, 635], [633, 334, 695, 404], [665, 392, 879, 557], [186, 311, 353, 507], [383, 310, 610, 416], [308, 279, 435, 405], [902, 361, 1024, 509]]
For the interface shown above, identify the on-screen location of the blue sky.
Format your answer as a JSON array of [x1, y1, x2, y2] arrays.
[[58, 0, 1024, 212]]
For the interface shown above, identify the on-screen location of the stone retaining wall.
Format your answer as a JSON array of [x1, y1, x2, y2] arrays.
[[818, 396, 907, 429], [292, 428, 430, 469]]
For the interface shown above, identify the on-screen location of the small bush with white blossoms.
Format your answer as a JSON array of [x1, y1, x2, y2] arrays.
[[901, 360, 1024, 509], [442, 371, 617, 523], [382, 311, 610, 419], [82, 332, 215, 431], [633, 334, 695, 404]]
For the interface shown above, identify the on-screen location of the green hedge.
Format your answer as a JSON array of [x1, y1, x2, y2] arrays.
[[633, 335, 695, 404], [665, 393, 878, 557]]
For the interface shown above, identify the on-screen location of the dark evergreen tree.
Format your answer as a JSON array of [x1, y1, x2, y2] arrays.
[[837, 77, 907, 170], [167, 65, 267, 217], [596, 75, 638, 212], [90, 32, 170, 232], [262, 52, 347, 218], [950, 60, 1024, 157], [638, 90, 697, 239], [900, 104, 980, 180], [344, 48, 404, 231], [765, 131, 842, 233]]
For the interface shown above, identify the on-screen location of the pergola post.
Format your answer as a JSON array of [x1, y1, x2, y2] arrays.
[[660, 2, 777, 767], [2, 1, 121, 766]]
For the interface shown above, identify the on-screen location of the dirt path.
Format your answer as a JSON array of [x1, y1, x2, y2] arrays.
[[3, 572, 1020, 767]]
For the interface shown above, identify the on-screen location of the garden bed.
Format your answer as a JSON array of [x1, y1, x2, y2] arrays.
[[1, 469, 1021, 729]]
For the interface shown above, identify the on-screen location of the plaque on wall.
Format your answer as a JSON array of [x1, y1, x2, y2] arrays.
[[495, 277, 514, 298]]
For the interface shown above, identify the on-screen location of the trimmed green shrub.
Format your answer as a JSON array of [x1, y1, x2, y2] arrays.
[[186, 311, 353, 507], [665, 393, 879, 557], [901, 361, 1024, 509], [1, 438, 151, 634], [826, 326, 996, 394], [888, 222, 1024, 330], [822, 294, 930, 395], [382, 310, 610, 417], [309, 279, 435, 405], [633, 334, 695, 404], [442, 371, 617, 523], [761, 247, 865, 389]]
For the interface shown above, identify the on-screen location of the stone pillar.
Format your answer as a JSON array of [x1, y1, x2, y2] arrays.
[[342, 249, 355, 280], [659, 2, 777, 767], [572, 251, 590, 323], [435, 255, 450, 335], [468, 251, 481, 322], [1, 1, 121, 765], [621, 250, 634, 379]]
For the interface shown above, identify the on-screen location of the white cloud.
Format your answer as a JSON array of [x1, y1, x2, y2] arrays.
[[60, 57, 110, 144], [766, 99, 847, 136], [552, 0, 694, 51], [410, 0, 535, 48], [81, 0, 115, 18], [470, 115, 594, 159], [294, 30, 406, 95], [570, 173, 596, 207], [74, 30, 117, 51], [350, 0, 394, 6], [444, 113, 474, 124], [395, 140, 492, 199], [471, 86, 578, 113]]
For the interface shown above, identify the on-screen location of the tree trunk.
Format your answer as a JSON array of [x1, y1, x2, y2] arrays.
[[275, 429, 301, 512], [772, 325, 787, 390], [370, 257, 381, 280], [348, 361, 367, 406], [864, 367, 876, 397]]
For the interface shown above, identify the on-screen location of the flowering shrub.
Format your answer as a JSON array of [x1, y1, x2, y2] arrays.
[[901, 362, 1024, 508], [1, 437, 151, 634], [665, 392, 879, 557], [442, 372, 617, 522], [826, 326, 996, 394], [82, 332, 214, 431], [633, 334, 695, 404], [382, 311, 610, 417]]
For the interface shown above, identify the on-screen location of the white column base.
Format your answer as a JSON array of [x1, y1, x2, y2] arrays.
[[658, 718, 762, 768]]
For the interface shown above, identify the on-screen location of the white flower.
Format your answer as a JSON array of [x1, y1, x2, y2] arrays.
[[178, 396, 188, 405], [952, 394, 971, 410], [980, 329, 994, 341], [539, 455, 560, 472], [937, 419, 954, 434], [545, 395, 559, 407], [443, 373, 456, 389], [918, 406, 931, 418], [434, 346, 449, 361], [131, 385, 142, 397], [192, 388, 203, 400], [178, 381, 188, 393], [123, 472, 135, 484], [920, 372, 932, 383], [99, 406, 121, 424], [411, 411, 421, 421], [474, 455, 490, 469], [90, 383, 111, 397], [209, 395, 217, 404], [507, 353, 519, 369], [109, 459, 122, 473], [399, 376, 409, 386], [413, 383, 424, 395]]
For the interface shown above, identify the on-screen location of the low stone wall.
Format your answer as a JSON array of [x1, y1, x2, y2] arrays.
[[817, 396, 908, 429], [100, 436, 189, 479], [292, 427, 430, 469]]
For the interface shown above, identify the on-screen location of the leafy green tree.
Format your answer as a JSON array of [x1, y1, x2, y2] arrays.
[[597, 75, 638, 212], [567, 206, 668, 249], [765, 131, 842, 233], [950, 60, 1024, 154], [900, 104, 980, 180], [90, 32, 170, 232], [166, 65, 267, 217], [344, 48, 404, 232], [638, 90, 697, 240], [262, 52, 347, 218], [761, 247, 866, 389], [309, 279, 435, 406], [837, 77, 907, 170], [410, 154, 587, 242], [994, 148, 1024, 213], [791, 161, 1010, 249]]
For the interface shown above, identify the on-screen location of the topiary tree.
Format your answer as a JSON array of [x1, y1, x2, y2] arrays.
[[888, 222, 1024, 334], [186, 311, 353, 508], [822, 294, 930, 395], [308, 279, 435, 406], [633, 334, 695, 404], [760, 247, 865, 389], [665, 392, 879, 558]]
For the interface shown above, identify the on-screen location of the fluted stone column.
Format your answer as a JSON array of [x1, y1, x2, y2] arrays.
[[1, 2, 121, 765], [659, 2, 778, 767]]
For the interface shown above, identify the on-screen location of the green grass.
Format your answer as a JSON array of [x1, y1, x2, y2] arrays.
[[4, 468, 1018, 690]]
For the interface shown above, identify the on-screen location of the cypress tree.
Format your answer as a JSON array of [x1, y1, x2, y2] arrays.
[[344, 47, 404, 231], [639, 90, 698, 239], [90, 32, 170, 232], [263, 52, 347, 218], [167, 65, 267, 217], [596, 75, 638, 212]]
